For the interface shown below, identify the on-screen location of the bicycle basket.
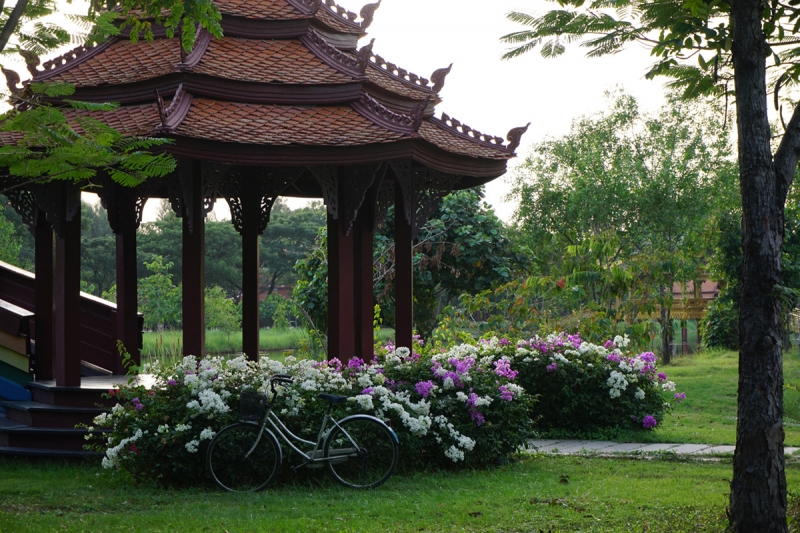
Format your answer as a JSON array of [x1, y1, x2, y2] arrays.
[[239, 391, 268, 421]]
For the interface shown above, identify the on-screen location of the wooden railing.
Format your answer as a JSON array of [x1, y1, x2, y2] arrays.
[[0, 260, 142, 375]]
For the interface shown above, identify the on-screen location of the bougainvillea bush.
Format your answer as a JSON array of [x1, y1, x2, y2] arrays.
[[86, 341, 536, 487], [477, 333, 685, 432]]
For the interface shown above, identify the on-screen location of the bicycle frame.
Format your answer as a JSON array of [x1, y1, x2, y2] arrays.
[[247, 402, 360, 471]]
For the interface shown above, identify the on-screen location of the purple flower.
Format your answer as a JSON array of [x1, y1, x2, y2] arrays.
[[499, 385, 513, 401], [494, 359, 519, 379], [675, 392, 686, 403], [470, 410, 486, 426], [361, 387, 374, 395], [327, 358, 342, 372], [630, 415, 638, 422], [642, 415, 657, 429], [415, 380, 436, 398], [546, 363, 558, 373], [448, 357, 475, 375], [167, 379, 177, 386], [132, 397, 143, 411], [604, 340, 615, 349], [348, 357, 365, 369], [499, 337, 510, 346], [657, 372, 667, 382], [606, 353, 620, 363], [639, 352, 658, 364]]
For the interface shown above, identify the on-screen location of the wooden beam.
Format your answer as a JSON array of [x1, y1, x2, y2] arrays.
[[355, 206, 375, 362], [54, 186, 81, 387], [115, 188, 140, 371], [240, 178, 261, 361], [33, 209, 53, 381], [182, 168, 206, 357], [394, 181, 413, 350]]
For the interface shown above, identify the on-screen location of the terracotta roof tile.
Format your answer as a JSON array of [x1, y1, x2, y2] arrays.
[[47, 39, 180, 87], [316, 5, 362, 34], [175, 98, 408, 145], [195, 38, 355, 84], [366, 64, 431, 100], [213, 0, 306, 19], [63, 103, 162, 136], [418, 121, 510, 160]]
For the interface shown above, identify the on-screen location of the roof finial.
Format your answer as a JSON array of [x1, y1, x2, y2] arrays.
[[360, 0, 381, 29], [430, 63, 452, 93], [357, 38, 375, 73], [18, 48, 40, 76], [154, 90, 168, 128], [506, 123, 530, 152], [1, 68, 21, 96], [412, 96, 430, 131]]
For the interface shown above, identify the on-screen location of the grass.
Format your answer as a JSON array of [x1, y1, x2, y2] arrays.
[[3, 453, 788, 532], [141, 328, 396, 366]]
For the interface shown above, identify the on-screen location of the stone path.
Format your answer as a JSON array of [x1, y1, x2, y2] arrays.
[[528, 439, 800, 456]]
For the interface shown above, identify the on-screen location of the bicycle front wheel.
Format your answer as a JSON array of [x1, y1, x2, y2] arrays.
[[324, 415, 399, 489], [206, 422, 281, 492]]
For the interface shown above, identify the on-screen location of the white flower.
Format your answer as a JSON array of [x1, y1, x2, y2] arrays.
[[157, 424, 170, 434], [443, 377, 455, 390], [357, 374, 374, 388], [93, 412, 111, 426], [444, 445, 465, 462], [185, 439, 199, 453], [199, 427, 216, 441], [661, 381, 676, 392], [353, 394, 374, 410], [635, 388, 645, 400], [396, 347, 411, 358]]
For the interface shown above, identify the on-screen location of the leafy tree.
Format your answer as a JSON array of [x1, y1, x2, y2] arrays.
[[294, 189, 525, 339], [0, 205, 21, 264], [511, 92, 736, 361], [136, 255, 181, 331], [501, 1, 800, 527], [204, 285, 240, 339]]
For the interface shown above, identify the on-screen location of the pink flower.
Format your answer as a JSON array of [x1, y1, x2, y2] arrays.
[[675, 392, 686, 403], [546, 363, 558, 373], [499, 385, 513, 401], [642, 415, 657, 429]]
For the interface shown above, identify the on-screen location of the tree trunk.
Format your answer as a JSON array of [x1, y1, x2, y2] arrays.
[[729, 0, 788, 530], [660, 302, 672, 365]]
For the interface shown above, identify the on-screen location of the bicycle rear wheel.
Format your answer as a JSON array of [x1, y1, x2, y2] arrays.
[[324, 415, 399, 489], [206, 422, 281, 492]]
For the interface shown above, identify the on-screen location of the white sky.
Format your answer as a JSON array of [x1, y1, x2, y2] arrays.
[[53, 0, 668, 221]]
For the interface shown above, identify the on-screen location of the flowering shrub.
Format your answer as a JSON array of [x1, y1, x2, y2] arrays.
[[87, 342, 535, 486], [473, 333, 684, 432]]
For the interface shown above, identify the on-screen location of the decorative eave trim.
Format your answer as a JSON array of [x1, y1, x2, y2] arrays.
[[286, 0, 322, 15], [430, 112, 514, 153], [352, 92, 424, 135], [300, 30, 369, 78], [368, 53, 436, 94], [321, 0, 363, 30], [155, 84, 193, 133], [175, 27, 212, 70], [430, 63, 452, 93], [32, 40, 117, 82]]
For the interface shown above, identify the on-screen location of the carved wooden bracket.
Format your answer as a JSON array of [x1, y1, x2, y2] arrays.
[[373, 170, 394, 230], [169, 160, 230, 234], [4, 179, 38, 233], [309, 166, 338, 218], [221, 167, 303, 235], [96, 176, 163, 234], [340, 163, 382, 235], [390, 160, 460, 239], [35, 181, 80, 238]]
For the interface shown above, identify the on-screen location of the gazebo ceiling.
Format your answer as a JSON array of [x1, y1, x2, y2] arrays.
[[4, 0, 528, 183]]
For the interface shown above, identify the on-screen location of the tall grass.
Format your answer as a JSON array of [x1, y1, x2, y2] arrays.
[[141, 327, 396, 367]]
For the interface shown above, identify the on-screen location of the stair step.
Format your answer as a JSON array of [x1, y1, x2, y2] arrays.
[[0, 400, 107, 428], [27, 382, 115, 408], [0, 417, 107, 451], [0, 445, 101, 459]]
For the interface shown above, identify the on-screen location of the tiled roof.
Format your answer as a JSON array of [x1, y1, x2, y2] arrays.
[[195, 38, 356, 84], [213, 0, 306, 19], [174, 98, 409, 145], [366, 64, 431, 100], [46, 39, 180, 87], [418, 121, 511, 160], [316, 5, 362, 34], [64, 103, 162, 136]]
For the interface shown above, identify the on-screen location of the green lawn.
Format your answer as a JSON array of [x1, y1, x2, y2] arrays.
[[3, 454, 791, 532]]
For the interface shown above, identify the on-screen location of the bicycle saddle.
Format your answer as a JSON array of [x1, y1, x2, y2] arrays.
[[318, 393, 348, 404]]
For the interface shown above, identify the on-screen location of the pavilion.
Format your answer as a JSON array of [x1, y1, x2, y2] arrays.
[[0, 0, 525, 396]]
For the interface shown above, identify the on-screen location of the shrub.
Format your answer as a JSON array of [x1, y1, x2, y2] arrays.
[[87, 342, 536, 486], [495, 332, 683, 431]]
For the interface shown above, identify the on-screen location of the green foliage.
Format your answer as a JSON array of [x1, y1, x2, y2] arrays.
[[0, 205, 21, 265], [271, 298, 290, 329], [137, 256, 181, 331], [204, 285, 240, 336]]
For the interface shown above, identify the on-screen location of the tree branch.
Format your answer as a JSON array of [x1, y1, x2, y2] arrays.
[[773, 100, 800, 205], [0, 0, 30, 54]]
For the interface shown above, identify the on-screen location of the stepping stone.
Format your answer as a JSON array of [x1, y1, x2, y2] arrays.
[[550, 440, 615, 454], [785, 447, 800, 455], [599, 442, 648, 453], [702, 445, 735, 454], [528, 439, 562, 451], [671, 444, 711, 454], [537, 440, 585, 453]]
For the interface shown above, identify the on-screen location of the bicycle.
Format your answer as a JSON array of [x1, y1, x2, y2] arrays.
[[206, 374, 400, 492]]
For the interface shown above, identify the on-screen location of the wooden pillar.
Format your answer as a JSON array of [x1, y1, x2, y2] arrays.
[[240, 179, 261, 361], [115, 189, 140, 372], [33, 209, 53, 381], [355, 207, 375, 362], [182, 170, 206, 357], [54, 185, 81, 387], [327, 211, 357, 363], [394, 181, 413, 350]]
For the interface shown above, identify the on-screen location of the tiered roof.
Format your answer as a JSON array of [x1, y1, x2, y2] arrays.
[[7, 0, 527, 183]]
